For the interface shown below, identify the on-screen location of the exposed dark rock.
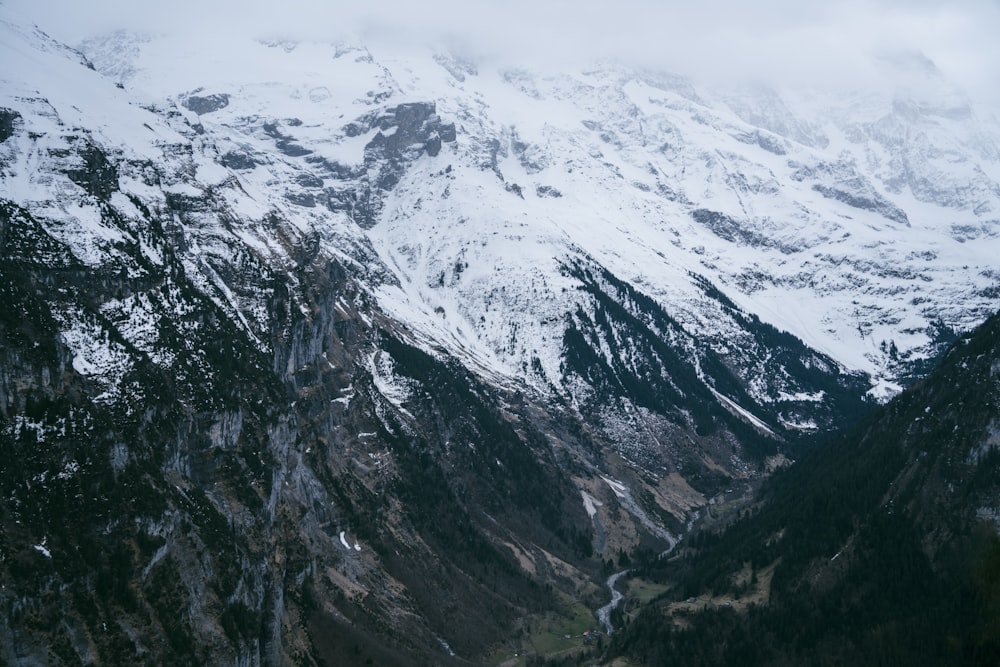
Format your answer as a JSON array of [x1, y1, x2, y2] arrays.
[[369, 103, 439, 152], [219, 151, 256, 170], [690, 209, 797, 253], [64, 144, 118, 200], [755, 131, 787, 155], [295, 172, 324, 188], [262, 121, 313, 157], [951, 221, 1000, 243], [791, 160, 910, 226], [365, 90, 392, 104], [0, 108, 20, 143], [284, 191, 316, 207], [813, 184, 910, 226], [425, 133, 442, 157], [473, 137, 505, 173], [438, 122, 457, 143], [183, 93, 230, 115], [656, 181, 686, 203], [164, 190, 208, 214], [344, 102, 457, 227], [324, 189, 351, 212], [343, 121, 368, 138], [278, 142, 311, 157]]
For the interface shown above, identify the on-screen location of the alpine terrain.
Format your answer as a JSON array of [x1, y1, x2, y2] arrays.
[[1, 4, 999, 664], [607, 307, 1000, 667]]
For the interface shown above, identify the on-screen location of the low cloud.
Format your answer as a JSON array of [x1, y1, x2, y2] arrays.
[[6, 0, 1000, 102]]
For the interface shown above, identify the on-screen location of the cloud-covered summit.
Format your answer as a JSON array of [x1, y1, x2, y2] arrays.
[[5, 0, 1000, 103]]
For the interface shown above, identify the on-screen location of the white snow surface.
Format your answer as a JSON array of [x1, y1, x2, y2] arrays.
[[710, 388, 776, 435], [3, 8, 1000, 402], [580, 490, 603, 518]]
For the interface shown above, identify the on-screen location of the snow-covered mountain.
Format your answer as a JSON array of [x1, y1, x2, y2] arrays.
[[63, 23, 1000, 397], [2, 7, 1000, 663]]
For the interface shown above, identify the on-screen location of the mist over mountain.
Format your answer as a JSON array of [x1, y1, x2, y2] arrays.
[[1, 2, 999, 664]]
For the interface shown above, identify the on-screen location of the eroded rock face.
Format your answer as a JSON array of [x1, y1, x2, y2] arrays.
[[219, 150, 256, 170], [368, 102, 454, 155], [63, 143, 119, 200], [183, 93, 230, 115], [0, 108, 19, 143], [343, 102, 458, 228]]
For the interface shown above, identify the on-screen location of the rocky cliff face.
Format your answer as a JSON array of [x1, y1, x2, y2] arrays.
[[1, 9, 999, 664]]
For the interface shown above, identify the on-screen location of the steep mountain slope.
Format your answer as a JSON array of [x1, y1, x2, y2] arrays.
[[1, 6, 1000, 664], [74, 25, 1000, 403], [610, 309, 1000, 666], [0, 16, 591, 665]]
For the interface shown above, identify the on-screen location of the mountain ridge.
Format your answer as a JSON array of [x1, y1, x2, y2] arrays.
[[609, 308, 1000, 666], [2, 9, 999, 664]]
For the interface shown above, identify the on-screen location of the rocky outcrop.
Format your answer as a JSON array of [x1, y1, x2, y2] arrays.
[[340, 102, 457, 228], [182, 92, 230, 115], [62, 143, 119, 200], [0, 108, 19, 143]]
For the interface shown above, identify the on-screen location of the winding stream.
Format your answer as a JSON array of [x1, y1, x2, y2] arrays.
[[595, 569, 629, 635], [590, 476, 684, 635]]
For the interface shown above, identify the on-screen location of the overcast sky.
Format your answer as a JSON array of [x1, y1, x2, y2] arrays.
[[5, 0, 1000, 103]]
